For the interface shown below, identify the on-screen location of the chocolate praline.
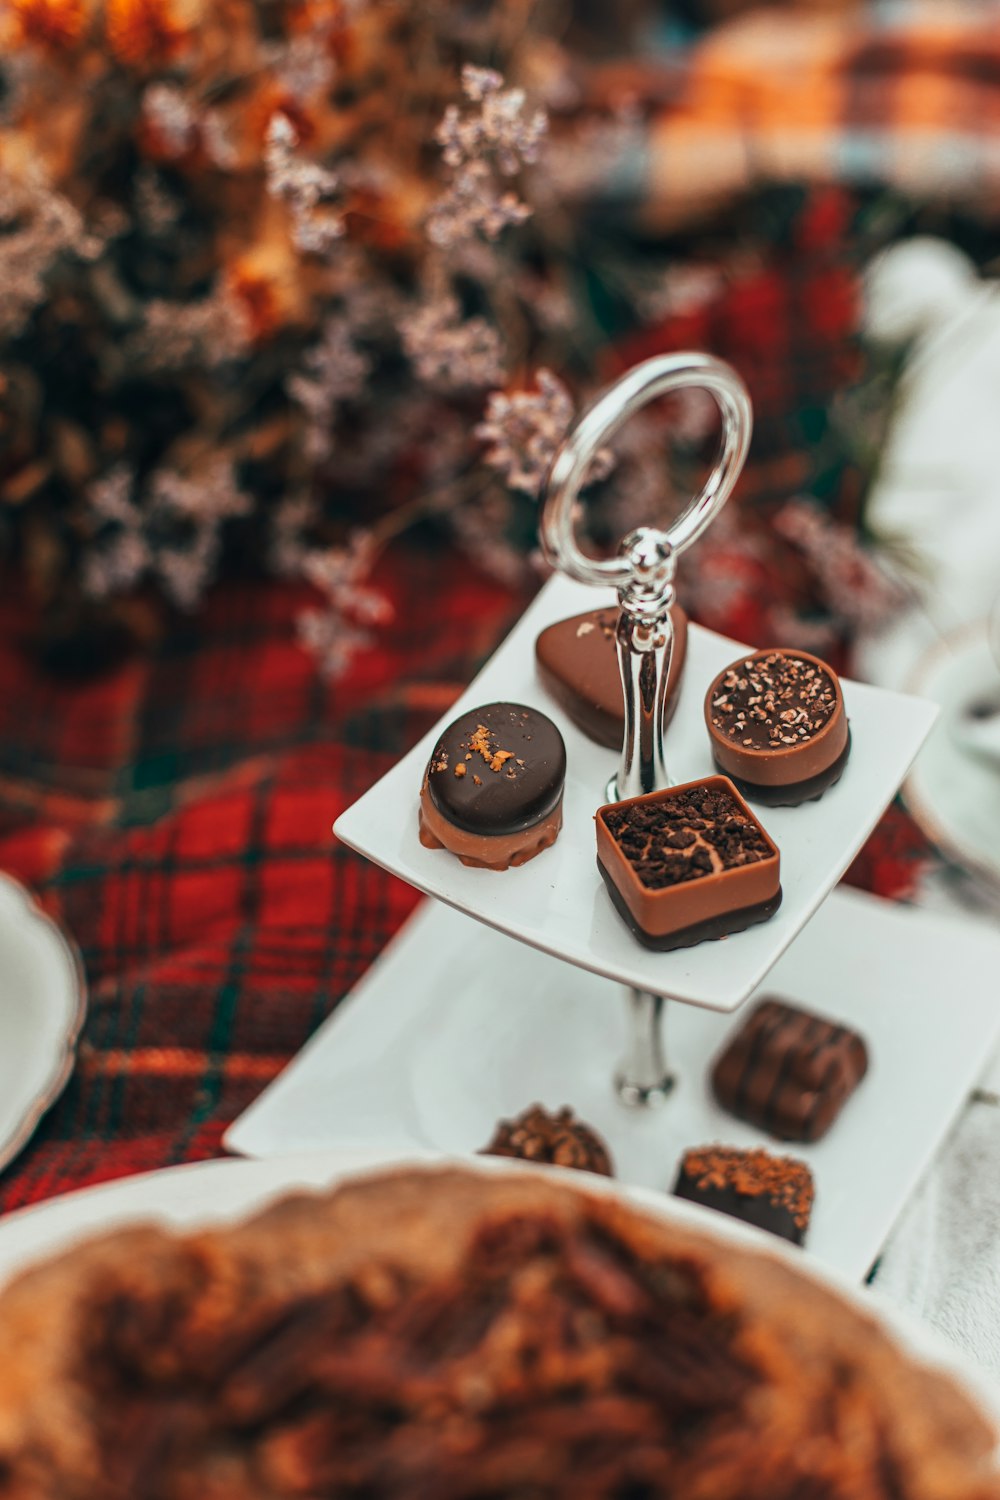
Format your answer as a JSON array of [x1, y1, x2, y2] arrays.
[[482, 1104, 614, 1177], [419, 702, 566, 871], [535, 605, 688, 750], [705, 649, 850, 807], [673, 1145, 815, 1245], [595, 776, 782, 951], [712, 998, 869, 1144]]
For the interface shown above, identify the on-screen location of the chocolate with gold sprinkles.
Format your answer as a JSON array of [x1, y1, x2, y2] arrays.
[[419, 701, 566, 870], [674, 1145, 815, 1245]]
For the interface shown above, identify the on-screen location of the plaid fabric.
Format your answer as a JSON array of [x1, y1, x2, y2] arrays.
[[0, 553, 529, 1210], [631, 6, 1000, 232], [0, 4, 965, 1211]]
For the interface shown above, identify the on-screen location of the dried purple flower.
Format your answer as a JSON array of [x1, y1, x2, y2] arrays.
[[477, 369, 613, 499], [201, 110, 238, 170], [270, 493, 317, 579], [287, 317, 371, 463], [134, 168, 178, 234], [774, 498, 906, 631], [265, 112, 343, 257], [400, 295, 504, 392], [427, 160, 532, 248], [142, 83, 198, 158], [428, 65, 546, 246], [437, 65, 547, 175], [84, 459, 252, 611], [0, 167, 102, 336], [297, 533, 393, 678], [82, 467, 149, 601], [146, 460, 252, 611], [266, 29, 336, 102], [296, 611, 376, 680], [130, 288, 251, 372]]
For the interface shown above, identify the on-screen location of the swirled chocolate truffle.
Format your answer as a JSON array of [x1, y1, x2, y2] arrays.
[[674, 1145, 815, 1245], [712, 998, 869, 1143], [705, 649, 850, 806], [482, 1104, 614, 1176], [535, 604, 688, 749], [419, 702, 566, 870]]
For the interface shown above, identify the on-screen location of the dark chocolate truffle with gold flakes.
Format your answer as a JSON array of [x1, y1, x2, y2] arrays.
[[482, 1104, 614, 1177], [418, 702, 566, 870], [674, 1145, 815, 1245]]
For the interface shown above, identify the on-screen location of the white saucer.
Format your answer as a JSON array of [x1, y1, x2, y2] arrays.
[[334, 574, 938, 1011], [0, 874, 86, 1172], [905, 624, 1000, 892], [0, 1150, 995, 1435]]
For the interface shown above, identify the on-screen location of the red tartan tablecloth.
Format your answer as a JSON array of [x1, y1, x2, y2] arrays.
[[0, 543, 932, 1213], [0, 551, 530, 1210]]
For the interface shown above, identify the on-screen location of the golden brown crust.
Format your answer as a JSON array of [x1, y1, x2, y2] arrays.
[[0, 1166, 993, 1500]]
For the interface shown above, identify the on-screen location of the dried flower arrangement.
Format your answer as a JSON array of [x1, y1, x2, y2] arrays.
[[0, 0, 904, 676]]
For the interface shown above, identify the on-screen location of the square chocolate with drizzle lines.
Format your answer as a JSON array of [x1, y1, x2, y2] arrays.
[[711, 999, 869, 1144]]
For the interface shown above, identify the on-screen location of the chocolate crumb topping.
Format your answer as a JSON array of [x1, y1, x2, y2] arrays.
[[710, 652, 838, 752], [602, 787, 773, 891], [482, 1104, 614, 1177], [680, 1146, 815, 1231]]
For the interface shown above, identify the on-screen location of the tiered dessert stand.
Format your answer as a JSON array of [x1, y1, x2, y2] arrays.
[[227, 355, 1000, 1281]]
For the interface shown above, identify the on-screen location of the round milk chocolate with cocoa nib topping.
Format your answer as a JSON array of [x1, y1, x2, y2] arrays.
[[705, 649, 850, 807], [418, 702, 566, 870]]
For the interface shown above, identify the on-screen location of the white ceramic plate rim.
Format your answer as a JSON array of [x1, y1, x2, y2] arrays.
[[0, 1147, 996, 1443], [904, 621, 1000, 894], [0, 873, 87, 1174]]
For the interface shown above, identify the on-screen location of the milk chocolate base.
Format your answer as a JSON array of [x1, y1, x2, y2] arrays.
[[598, 860, 782, 951], [706, 649, 849, 796], [596, 778, 782, 947], [674, 1175, 806, 1245], [715, 729, 852, 808], [535, 606, 688, 750], [419, 782, 563, 870]]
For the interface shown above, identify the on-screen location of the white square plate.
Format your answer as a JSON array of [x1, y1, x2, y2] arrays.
[[226, 887, 1000, 1281], [334, 575, 937, 1010]]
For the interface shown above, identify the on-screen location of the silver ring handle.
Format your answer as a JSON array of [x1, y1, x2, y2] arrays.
[[538, 352, 753, 805], [539, 353, 752, 590]]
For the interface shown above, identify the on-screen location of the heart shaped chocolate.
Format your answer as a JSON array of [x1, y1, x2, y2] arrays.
[[535, 605, 688, 749]]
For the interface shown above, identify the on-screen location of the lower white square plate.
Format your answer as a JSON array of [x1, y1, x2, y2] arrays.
[[333, 574, 937, 1010], [226, 885, 1000, 1281]]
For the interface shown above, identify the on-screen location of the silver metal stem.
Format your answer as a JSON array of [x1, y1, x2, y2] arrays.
[[614, 553, 677, 800], [538, 353, 753, 1110], [615, 989, 675, 1107]]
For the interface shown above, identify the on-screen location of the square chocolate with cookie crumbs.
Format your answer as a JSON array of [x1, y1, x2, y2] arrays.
[[595, 776, 781, 951]]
